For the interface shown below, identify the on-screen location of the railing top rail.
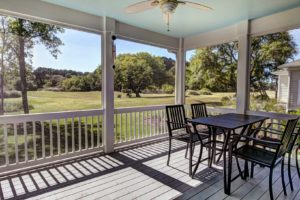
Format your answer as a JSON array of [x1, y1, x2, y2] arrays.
[[114, 105, 169, 113], [247, 110, 298, 120], [0, 109, 103, 124]]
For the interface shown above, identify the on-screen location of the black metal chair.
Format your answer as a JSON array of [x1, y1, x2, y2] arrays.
[[191, 103, 225, 163], [250, 122, 300, 192], [228, 117, 299, 200], [296, 141, 300, 178], [165, 105, 209, 176]]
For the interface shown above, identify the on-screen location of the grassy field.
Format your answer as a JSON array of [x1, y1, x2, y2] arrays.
[[4, 91, 237, 114]]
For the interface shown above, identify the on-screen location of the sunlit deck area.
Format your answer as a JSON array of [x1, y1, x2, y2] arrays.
[[0, 139, 298, 200]]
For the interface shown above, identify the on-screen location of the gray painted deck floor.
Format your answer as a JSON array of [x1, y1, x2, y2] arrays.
[[0, 139, 299, 200]]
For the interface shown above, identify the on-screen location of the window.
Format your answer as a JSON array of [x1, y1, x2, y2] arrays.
[[0, 15, 102, 115], [249, 28, 300, 113], [185, 41, 238, 109], [114, 39, 176, 108]]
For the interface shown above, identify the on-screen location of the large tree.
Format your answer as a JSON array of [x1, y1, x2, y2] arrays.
[[8, 17, 64, 113], [187, 42, 238, 92], [115, 54, 153, 97], [250, 32, 297, 98], [187, 32, 296, 97]]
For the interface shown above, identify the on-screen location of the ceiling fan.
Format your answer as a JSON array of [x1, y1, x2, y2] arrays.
[[125, 0, 213, 32]]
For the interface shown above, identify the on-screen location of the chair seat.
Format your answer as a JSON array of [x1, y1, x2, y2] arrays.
[[172, 133, 208, 143], [234, 145, 279, 167]]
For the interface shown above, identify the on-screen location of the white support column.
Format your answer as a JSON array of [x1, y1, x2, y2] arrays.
[[236, 21, 250, 114], [175, 38, 186, 104], [102, 17, 115, 153]]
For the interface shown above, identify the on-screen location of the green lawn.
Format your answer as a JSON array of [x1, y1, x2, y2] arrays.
[[4, 91, 236, 114]]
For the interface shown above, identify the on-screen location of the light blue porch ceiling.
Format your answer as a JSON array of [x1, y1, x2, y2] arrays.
[[42, 0, 300, 37]]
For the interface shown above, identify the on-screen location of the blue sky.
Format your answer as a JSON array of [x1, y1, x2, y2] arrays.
[[32, 28, 300, 73]]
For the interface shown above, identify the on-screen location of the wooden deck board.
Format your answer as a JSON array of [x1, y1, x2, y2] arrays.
[[0, 140, 297, 200]]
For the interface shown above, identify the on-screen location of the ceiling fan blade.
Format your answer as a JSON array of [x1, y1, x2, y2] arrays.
[[182, 1, 213, 11], [125, 0, 158, 14]]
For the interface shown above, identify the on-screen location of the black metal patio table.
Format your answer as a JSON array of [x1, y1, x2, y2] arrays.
[[188, 113, 268, 195]]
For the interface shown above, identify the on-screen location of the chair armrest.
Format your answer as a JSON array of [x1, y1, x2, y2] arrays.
[[238, 135, 282, 146], [166, 121, 188, 127]]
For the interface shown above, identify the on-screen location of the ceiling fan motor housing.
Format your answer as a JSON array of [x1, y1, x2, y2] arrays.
[[160, 0, 178, 13]]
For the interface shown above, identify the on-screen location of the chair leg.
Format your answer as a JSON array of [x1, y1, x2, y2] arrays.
[[185, 142, 189, 159], [288, 153, 294, 191], [192, 142, 196, 157], [235, 157, 244, 179], [296, 147, 300, 178], [281, 159, 287, 196], [192, 144, 203, 178], [250, 162, 255, 178], [167, 138, 172, 166], [269, 167, 274, 200], [244, 161, 249, 179]]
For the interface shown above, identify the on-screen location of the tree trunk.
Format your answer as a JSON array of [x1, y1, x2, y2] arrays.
[[135, 91, 141, 98], [18, 35, 29, 114]]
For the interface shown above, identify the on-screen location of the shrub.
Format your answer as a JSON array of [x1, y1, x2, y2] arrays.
[[117, 94, 122, 98], [186, 90, 200, 96], [4, 101, 34, 113], [221, 96, 236, 106], [199, 88, 212, 95], [161, 84, 174, 94], [1, 90, 21, 98]]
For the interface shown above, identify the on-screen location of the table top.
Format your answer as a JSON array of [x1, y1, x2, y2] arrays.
[[188, 113, 268, 130]]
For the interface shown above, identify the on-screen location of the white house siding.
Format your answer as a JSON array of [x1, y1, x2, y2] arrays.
[[288, 71, 300, 109], [278, 75, 289, 103]]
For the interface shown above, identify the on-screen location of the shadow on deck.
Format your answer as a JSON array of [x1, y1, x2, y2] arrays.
[[0, 140, 299, 200]]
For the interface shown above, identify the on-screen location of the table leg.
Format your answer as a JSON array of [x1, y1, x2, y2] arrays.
[[208, 127, 213, 168], [212, 127, 217, 164], [189, 133, 193, 176], [224, 129, 232, 195]]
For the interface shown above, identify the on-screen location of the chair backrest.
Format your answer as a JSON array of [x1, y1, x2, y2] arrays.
[[276, 117, 299, 157], [166, 105, 187, 136], [287, 125, 300, 153], [191, 103, 208, 119]]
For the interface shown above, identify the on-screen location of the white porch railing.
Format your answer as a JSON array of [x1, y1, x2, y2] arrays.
[[114, 105, 168, 147], [0, 105, 296, 175], [0, 109, 104, 174]]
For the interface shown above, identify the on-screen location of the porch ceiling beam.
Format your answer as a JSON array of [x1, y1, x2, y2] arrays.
[[0, 0, 180, 50], [0, 0, 104, 34]]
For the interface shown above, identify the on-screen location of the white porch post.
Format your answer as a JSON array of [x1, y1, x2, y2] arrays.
[[236, 21, 250, 114], [102, 17, 115, 153], [175, 38, 186, 104]]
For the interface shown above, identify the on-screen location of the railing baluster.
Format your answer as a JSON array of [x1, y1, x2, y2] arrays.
[[78, 117, 81, 151], [160, 110, 163, 134], [114, 114, 117, 144], [146, 111, 148, 137], [14, 123, 19, 164], [97, 115, 100, 147], [24, 122, 28, 162], [4, 124, 8, 166], [120, 113, 123, 143], [33, 121, 37, 160], [134, 112, 136, 140], [142, 112, 144, 138], [91, 116, 94, 148], [57, 120, 61, 155], [129, 112, 132, 141], [41, 121, 45, 159], [125, 113, 127, 142], [72, 118, 75, 152], [85, 116, 88, 149], [64, 119, 68, 154], [138, 112, 140, 139], [50, 120, 53, 157], [150, 111, 152, 137]]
